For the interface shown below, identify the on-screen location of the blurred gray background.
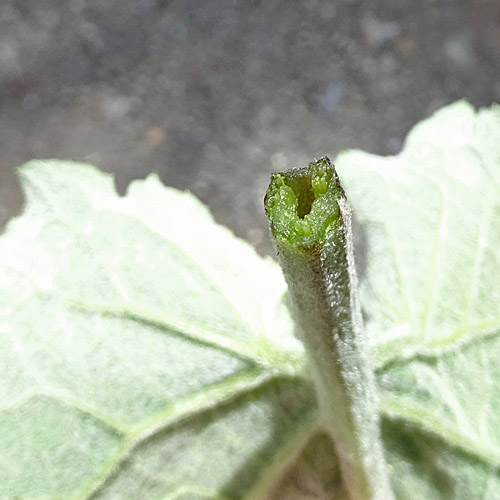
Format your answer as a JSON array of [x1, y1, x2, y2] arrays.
[[0, 0, 499, 255]]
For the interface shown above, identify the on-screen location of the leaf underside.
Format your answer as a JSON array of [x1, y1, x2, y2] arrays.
[[1, 100, 500, 499], [336, 101, 500, 499], [0, 161, 315, 500]]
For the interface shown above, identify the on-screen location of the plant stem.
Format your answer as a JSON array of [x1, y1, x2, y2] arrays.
[[264, 158, 394, 500]]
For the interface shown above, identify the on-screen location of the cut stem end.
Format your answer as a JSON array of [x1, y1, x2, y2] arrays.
[[264, 157, 344, 249]]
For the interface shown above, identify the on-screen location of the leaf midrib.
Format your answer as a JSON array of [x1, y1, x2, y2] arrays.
[[377, 325, 500, 468], [381, 395, 500, 468], [76, 370, 314, 500], [374, 320, 500, 372]]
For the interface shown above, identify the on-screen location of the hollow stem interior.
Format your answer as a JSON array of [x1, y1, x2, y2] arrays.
[[264, 157, 342, 248]]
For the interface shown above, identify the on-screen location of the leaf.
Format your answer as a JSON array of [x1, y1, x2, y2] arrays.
[[336, 101, 500, 499], [0, 161, 318, 499], [4, 101, 500, 500]]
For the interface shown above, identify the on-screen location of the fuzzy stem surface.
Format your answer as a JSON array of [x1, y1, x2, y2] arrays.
[[265, 157, 394, 500]]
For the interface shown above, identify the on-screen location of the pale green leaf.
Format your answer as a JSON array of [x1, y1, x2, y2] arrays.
[[336, 101, 500, 499], [5, 101, 500, 500], [0, 161, 316, 500]]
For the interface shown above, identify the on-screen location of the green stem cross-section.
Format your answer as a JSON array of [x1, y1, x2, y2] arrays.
[[264, 157, 395, 500]]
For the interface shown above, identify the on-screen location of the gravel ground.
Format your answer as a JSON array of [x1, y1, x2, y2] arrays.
[[0, 0, 499, 255]]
